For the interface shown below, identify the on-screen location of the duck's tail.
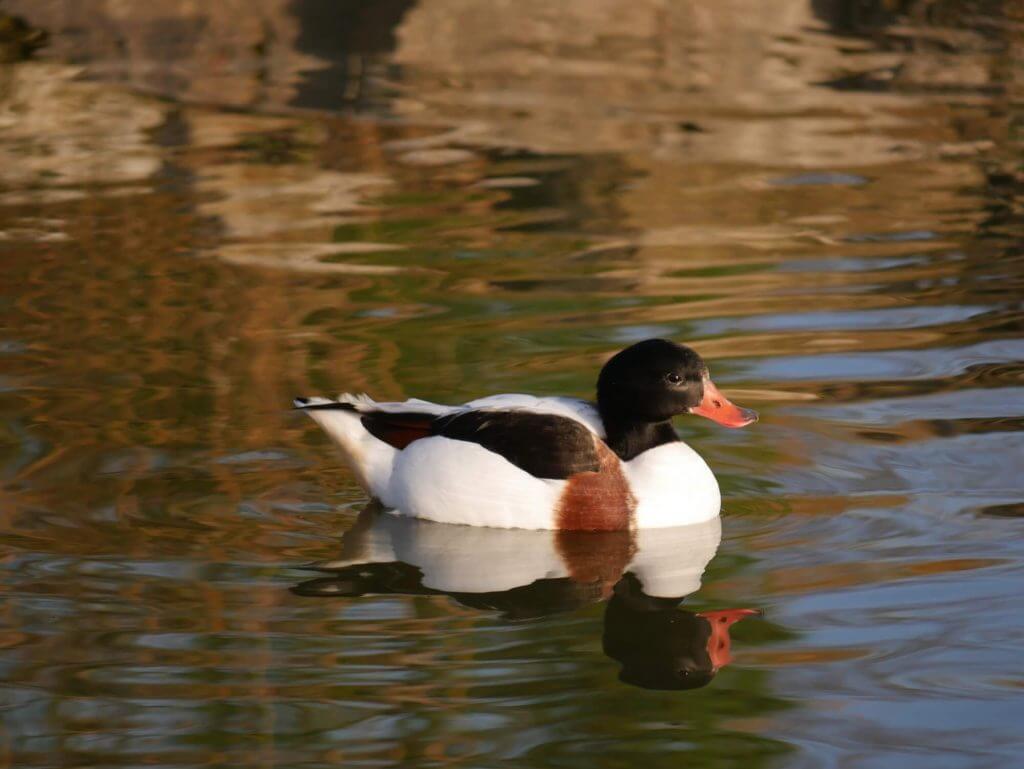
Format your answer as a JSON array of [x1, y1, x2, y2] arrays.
[[294, 394, 393, 493], [293, 393, 376, 411]]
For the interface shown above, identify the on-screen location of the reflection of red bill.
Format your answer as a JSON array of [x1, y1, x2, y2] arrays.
[[696, 608, 761, 670], [690, 378, 758, 428]]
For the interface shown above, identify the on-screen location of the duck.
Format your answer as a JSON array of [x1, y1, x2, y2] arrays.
[[294, 338, 757, 530]]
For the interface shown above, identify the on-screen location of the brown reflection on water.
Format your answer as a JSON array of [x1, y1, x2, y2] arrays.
[[1, 1, 1024, 768]]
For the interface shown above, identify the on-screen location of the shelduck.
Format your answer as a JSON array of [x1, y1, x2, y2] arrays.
[[295, 338, 757, 530]]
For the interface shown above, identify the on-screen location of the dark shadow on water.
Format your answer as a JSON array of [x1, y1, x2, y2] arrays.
[[289, 0, 417, 111]]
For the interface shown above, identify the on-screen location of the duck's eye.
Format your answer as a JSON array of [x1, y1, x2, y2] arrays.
[[665, 372, 683, 385]]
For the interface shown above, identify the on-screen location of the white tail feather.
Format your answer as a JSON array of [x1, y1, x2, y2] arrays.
[[295, 394, 396, 494]]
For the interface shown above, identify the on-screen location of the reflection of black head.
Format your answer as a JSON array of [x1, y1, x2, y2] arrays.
[[602, 574, 716, 691]]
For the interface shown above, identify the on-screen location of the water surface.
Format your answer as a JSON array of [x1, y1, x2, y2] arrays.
[[2, 2, 1023, 767]]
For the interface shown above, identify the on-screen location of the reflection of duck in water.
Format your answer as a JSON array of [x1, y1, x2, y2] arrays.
[[295, 339, 756, 530], [292, 506, 758, 689], [604, 574, 759, 690]]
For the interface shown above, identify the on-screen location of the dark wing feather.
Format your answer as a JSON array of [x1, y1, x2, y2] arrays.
[[431, 410, 599, 479], [359, 411, 437, 449]]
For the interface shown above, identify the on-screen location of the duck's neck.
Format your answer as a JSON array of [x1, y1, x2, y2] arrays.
[[600, 412, 679, 461]]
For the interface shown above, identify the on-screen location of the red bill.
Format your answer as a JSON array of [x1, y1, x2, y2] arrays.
[[690, 378, 758, 428]]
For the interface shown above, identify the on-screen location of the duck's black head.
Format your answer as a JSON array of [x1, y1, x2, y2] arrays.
[[596, 339, 757, 459]]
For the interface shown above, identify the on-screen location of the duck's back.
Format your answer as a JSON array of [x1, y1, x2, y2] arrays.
[[375, 397, 617, 528]]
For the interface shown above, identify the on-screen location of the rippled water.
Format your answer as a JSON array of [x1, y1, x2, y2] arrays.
[[2, 2, 1024, 767]]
